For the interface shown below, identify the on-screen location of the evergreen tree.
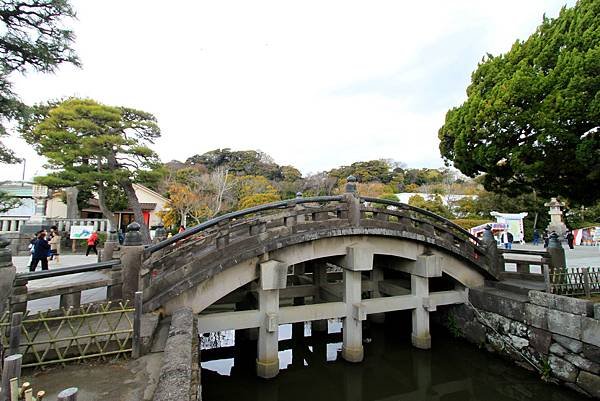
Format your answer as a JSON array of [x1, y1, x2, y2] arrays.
[[439, 0, 600, 204]]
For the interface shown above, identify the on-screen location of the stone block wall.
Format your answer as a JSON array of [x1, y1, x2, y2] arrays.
[[446, 289, 600, 398]]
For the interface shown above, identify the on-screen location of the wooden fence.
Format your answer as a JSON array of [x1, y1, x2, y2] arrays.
[[550, 267, 600, 297], [1, 294, 142, 371]]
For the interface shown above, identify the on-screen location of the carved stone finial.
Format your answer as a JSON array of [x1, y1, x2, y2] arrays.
[[123, 222, 142, 246], [481, 224, 495, 245], [154, 223, 167, 242], [345, 175, 358, 194], [107, 229, 119, 242]]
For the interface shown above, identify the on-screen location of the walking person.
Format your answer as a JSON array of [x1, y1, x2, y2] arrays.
[[49, 227, 61, 263], [30, 231, 50, 272], [543, 230, 549, 248], [532, 229, 540, 246], [566, 230, 575, 250], [86, 231, 99, 256]]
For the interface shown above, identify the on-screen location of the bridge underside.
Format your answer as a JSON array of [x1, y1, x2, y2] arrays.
[[158, 236, 480, 378]]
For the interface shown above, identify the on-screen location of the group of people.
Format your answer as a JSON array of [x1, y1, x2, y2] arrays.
[[532, 229, 575, 249], [28, 226, 62, 272], [28, 228, 100, 272]]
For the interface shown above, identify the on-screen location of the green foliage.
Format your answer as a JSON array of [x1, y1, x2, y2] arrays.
[[234, 175, 281, 209], [447, 313, 462, 338], [408, 194, 453, 219], [439, 0, 600, 204], [540, 357, 552, 381], [459, 190, 549, 241], [187, 149, 284, 180], [329, 159, 395, 183], [0, 0, 79, 163], [0, 190, 21, 213], [21, 98, 162, 190]]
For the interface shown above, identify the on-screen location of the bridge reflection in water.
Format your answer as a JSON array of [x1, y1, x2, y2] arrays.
[[199, 318, 581, 401]]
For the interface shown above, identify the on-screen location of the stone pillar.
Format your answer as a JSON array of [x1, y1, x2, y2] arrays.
[[411, 273, 431, 349], [342, 269, 364, 362], [311, 262, 328, 333], [0, 236, 16, 314], [101, 229, 119, 261], [20, 185, 49, 234], [481, 224, 502, 275], [256, 260, 287, 379], [344, 176, 361, 228], [407, 254, 440, 350], [368, 267, 385, 324], [341, 245, 372, 363], [121, 222, 144, 302], [547, 232, 566, 274]]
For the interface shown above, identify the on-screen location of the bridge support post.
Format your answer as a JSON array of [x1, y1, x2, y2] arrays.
[[256, 260, 287, 379], [257, 287, 279, 379], [411, 274, 431, 349], [342, 269, 364, 362], [369, 267, 385, 324], [341, 245, 372, 362], [312, 262, 328, 333]]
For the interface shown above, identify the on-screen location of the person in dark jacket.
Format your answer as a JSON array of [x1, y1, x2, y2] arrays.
[[566, 230, 575, 249], [30, 231, 50, 272]]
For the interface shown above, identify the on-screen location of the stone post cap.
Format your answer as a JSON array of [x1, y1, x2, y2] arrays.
[[107, 229, 119, 242], [123, 222, 143, 246], [548, 231, 563, 249], [154, 223, 167, 241], [0, 234, 12, 267], [481, 224, 495, 244], [345, 175, 358, 194]]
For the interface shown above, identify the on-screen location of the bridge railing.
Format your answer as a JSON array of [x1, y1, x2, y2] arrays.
[[10, 260, 122, 314], [144, 195, 346, 256], [359, 197, 484, 245]]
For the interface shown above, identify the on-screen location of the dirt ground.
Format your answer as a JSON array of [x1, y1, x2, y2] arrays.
[[20, 352, 163, 401]]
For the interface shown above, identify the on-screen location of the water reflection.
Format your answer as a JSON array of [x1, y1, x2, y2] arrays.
[[200, 319, 581, 401]]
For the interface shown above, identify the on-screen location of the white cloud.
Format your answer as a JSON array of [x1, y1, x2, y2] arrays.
[[1, 0, 574, 180]]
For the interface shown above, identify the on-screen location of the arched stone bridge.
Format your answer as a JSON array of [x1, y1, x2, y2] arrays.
[[141, 191, 499, 378]]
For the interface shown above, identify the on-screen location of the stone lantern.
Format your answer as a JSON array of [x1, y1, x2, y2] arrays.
[[544, 197, 567, 237]]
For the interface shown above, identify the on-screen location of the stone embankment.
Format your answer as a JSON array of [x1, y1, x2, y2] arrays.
[[446, 287, 600, 398]]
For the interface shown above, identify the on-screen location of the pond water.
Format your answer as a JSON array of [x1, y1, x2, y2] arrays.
[[199, 314, 582, 401]]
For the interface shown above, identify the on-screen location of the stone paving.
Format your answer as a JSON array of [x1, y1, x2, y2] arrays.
[[13, 253, 111, 313], [509, 243, 600, 270]]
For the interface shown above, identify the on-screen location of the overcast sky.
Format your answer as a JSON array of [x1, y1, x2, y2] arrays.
[[1, 0, 574, 181]]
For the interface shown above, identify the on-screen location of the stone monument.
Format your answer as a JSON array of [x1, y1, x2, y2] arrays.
[[20, 184, 50, 234], [544, 197, 567, 237]]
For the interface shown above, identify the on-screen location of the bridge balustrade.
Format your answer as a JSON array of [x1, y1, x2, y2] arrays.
[[10, 260, 122, 314], [142, 195, 492, 286]]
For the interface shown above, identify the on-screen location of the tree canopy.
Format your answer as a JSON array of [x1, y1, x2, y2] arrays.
[[21, 98, 162, 241], [438, 0, 600, 204], [0, 0, 79, 163]]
